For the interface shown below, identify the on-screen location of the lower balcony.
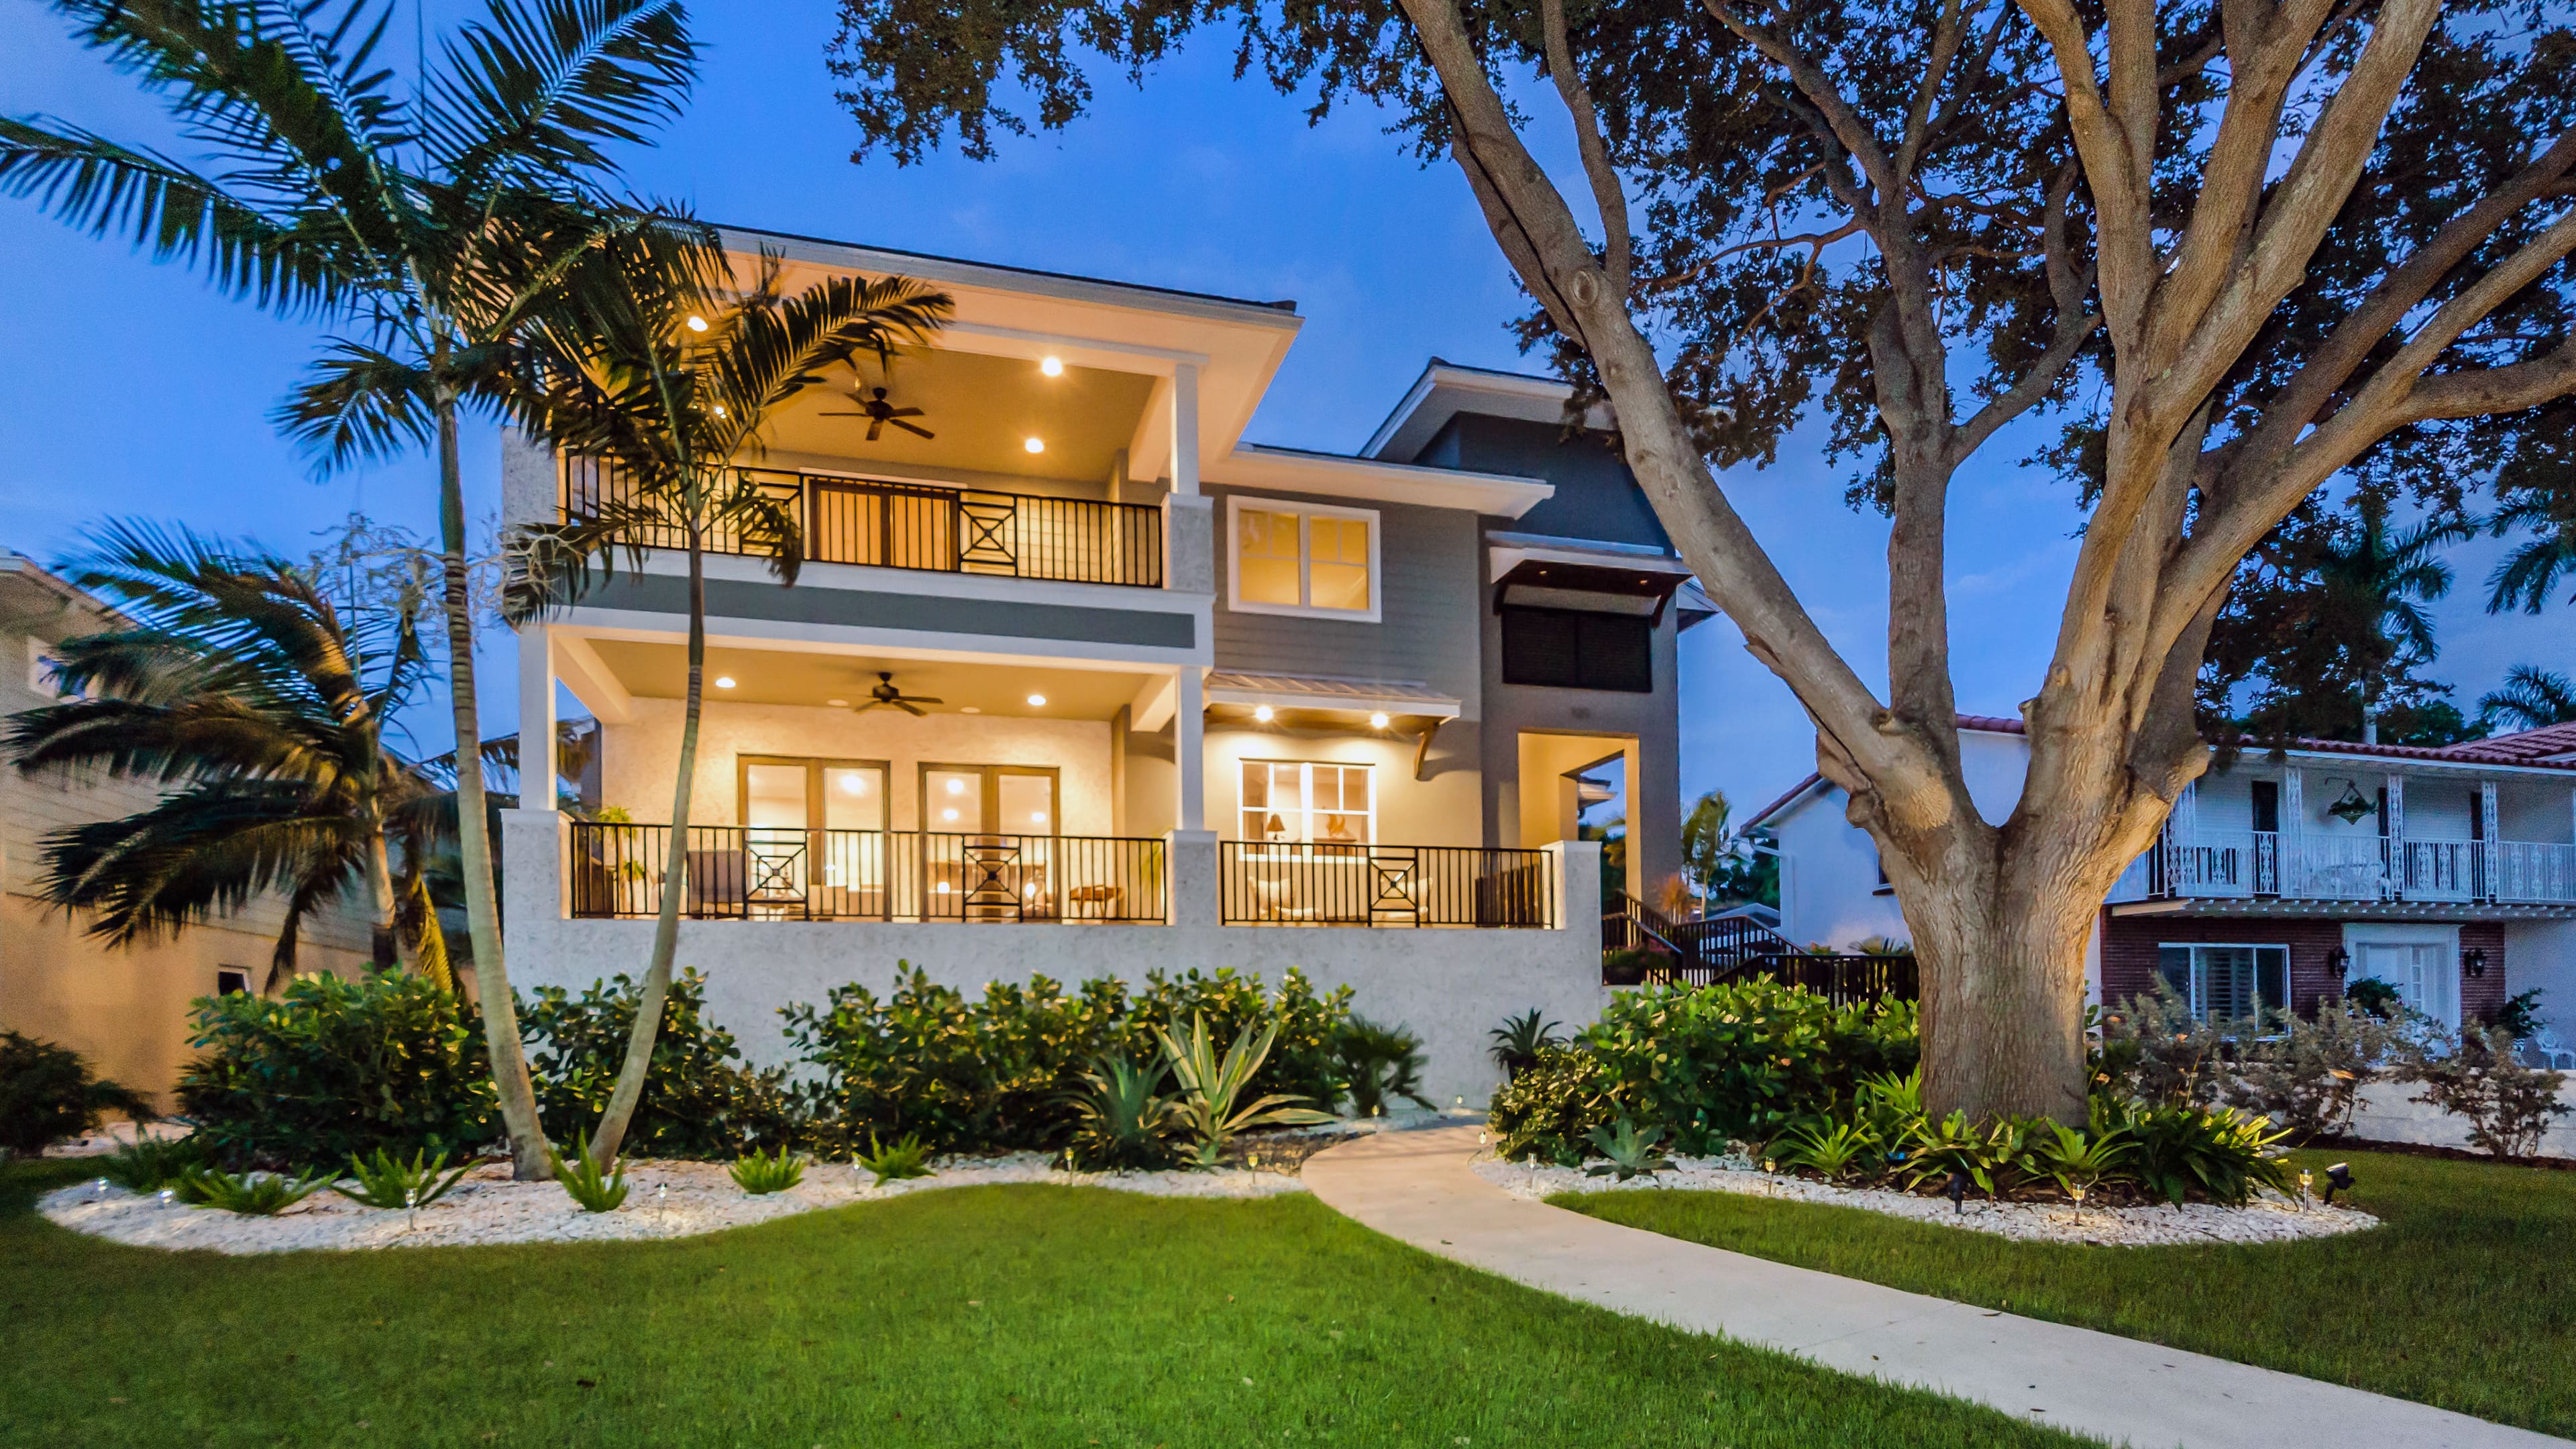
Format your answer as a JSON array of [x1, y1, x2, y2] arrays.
[[1218, 842, 1556, 928], [566, 824, 1166, 923]]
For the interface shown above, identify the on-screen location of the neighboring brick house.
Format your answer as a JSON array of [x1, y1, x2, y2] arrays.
[[1750, 716, 2576, 1036]]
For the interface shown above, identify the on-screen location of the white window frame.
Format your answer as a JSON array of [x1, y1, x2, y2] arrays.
[[2156, 941, 2290, 1020], [1224, 494, 1383, 623], [1238, 759, 1377, 849]]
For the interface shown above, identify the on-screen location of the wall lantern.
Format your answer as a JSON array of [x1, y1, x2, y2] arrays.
[[2328, 946, 2351, 978], [2464, 947, 2490, 979], [2326, 780, 2379, 824]]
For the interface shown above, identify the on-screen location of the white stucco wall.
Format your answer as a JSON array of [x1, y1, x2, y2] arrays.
[[600, 698, 1117, 836], [2507, 918, 2576, 1040], [2345, 1077, 2576, 1158], [1773, 728, 2031, 949], [502, 810, 1605, 1108]]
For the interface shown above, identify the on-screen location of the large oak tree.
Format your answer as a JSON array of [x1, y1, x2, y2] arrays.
[[826, 0, 2576, 1120]]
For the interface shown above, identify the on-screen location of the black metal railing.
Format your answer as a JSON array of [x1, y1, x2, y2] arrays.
[[1744, 952, 1919, 1007], [560, 458, 1164, 588], [566, 823, 1166, 922], [1219, 842, 1556, 927], [1603, 898, 1795, 982]]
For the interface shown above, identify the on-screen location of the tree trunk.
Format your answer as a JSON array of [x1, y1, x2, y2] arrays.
[[1900, 835, 2100, 1124], [435, 393, 552, 1179], [364, 826, 407, 975], [588, 527, 704, 1166]]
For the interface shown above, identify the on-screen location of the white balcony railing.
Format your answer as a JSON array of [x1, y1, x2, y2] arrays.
[[2127, 830, 2576, 906]]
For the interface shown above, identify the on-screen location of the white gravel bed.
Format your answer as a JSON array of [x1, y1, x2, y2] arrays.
[[40, 1154, 1305, 1256], [1473, 1153, 2379, 1246]]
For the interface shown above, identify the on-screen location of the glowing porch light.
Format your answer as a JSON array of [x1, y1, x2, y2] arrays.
[[1368, 712, 1390, 729], [1253, 704, 1274, 723], [1023, 437, 1045, 454], [1038, 356, 1064, 377]]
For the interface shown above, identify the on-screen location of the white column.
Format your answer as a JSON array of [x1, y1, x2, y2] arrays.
[[1175, 664, 1205, 832], [517, 623, 557, 813], [2479, 780, 2501, 901], [2282, 768, 2305, 898], [1169, 362, 1201, 496], [2384, 772, 2406, 899]]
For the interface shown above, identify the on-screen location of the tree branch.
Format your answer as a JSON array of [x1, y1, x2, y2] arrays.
[[1538, 0, 1631, 293]]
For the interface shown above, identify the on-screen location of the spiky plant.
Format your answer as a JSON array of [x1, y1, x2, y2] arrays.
[[1060, 1054, 1185, 1172], [5, 523, 438, 986], [507, 252, 949, 1167], [1, 0, 715, 1179], [1157, 1014, 1336, 1169]]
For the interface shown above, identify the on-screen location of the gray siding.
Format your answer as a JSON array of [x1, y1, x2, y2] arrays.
[[1205, 484, 1485, 713], [1411, 415, 1671, 550]]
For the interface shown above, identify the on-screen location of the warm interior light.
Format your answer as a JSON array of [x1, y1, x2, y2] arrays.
[[840, 775, 865, 794], [942, 808, 959, 822], [1368, 711, 1390, 729], [1023, 437, 1044, 453], [946, 779, 966, 796], [1026, 693, 1047, 707], [1253, 704, 1275, 722], [1038, 356, 1064, 377], [1031, 812, 1046, 824], [826, 698, 849, 707], [714, 676, 736, 689], [960, 706, 981, 714], [685, 315, 708, 332], [936, 881, 952, 894]]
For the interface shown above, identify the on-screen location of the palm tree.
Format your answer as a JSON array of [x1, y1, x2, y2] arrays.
[[2483, 402, 2575, 616], [2306, 498, 2477, 741], [5, 522, 440, 991], [2478, 665, 2576, 734], [0, 0, 706, 1178], [511, 250, 951, 1165]]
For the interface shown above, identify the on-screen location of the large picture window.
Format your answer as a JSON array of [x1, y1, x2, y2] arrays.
[[1226, 496, 1380, 620], [2156, 943, 2290, 1020], [1239, 760, 1374, 845], [1499, 606, 1653, 692]]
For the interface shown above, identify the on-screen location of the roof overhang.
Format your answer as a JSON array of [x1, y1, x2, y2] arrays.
[[1364, 359, 1615, 462], [1204, 669, 1462, 725], [724, 226, 1301, 493], [1210, 443, 1554, 518]]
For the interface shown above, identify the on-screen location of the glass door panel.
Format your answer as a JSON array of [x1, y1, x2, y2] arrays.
[[740, 763, 809, 913], [925, 769, 983, 833]]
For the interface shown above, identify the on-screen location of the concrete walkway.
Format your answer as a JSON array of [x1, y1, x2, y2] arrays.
[[1304, 1125, 2565, 1449]]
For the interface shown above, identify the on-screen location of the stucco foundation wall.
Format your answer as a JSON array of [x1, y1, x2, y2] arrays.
[[600, 698, 1116, 835], [2345, 1077, 2576, 1158], [502, 810, 1602, 1107]]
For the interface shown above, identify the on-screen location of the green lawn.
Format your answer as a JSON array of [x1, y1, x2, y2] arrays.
[[0, 1160, 2092, 1449], [1558, 1148, 2576, 1438]]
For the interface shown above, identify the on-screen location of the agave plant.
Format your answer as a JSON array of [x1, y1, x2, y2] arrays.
[[1060, 1054, 1185, 1172], [1583, 1118, 1670, 1181], [728, 1144, 808, 1195], [1772, 1119, 1878, 1181], [179, 1168, 331, 1216], [334, 1148, 478, 1210], [1157, 1014, 1336, 1169], [1487, 1008, 1563, 1081], [857, 1132, 933, 1187], [548, 1143, 629, 1214]]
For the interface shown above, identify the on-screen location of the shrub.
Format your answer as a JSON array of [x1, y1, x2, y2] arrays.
[[550, 1144, 629, 1212], [1059, 1054, 1185, 1172], [2098, 984, 2237, 1107], [2491, 988, 2547, 1040], [1582, 979, 1919, 1152], [2396, 1021, 2571, 1158], [1771, 1118, 1877, 1181], [857, 1131, 933, 1185], [520, 969, 802, 1159], [177, 971, 496, 1169], [2116, 1100, 2292, 1205], [2345, 978, 2403, 1018], [728, 1145, 807, 1195], [0, 1030, 154, 1158], [179, 1167, 330, 1216], [2223, 998, 2398, 1136], [786, 965, 1352, 1157], [1336, 1016, 1432, 1118], [97, 1134, 203, 1191], [333, 1148, 476, 1210], [1487, 1044, 1615, 1166]]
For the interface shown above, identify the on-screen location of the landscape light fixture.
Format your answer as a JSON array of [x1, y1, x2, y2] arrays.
[[1368, 711, 1390, 729], [1946, 1171, 1969, 1214], [2298, 1168, 2314, 1207], [2326, 780, 2378, 824], [2322, 1162, 2354, 1206], [2464, 948, 2489, 978], [1038, 356, 1064, 376]]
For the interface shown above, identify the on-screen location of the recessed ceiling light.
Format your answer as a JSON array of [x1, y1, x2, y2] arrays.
[[942, 808, 959, 822], [1368, 711, 1390, 729], [961, 706, 981, 714], [1038, 356, 1063, 376], [685, 315, 708, 332], [1253, 704, 1275, 723], [1023, 437, 1044, 454], [840, 775, 866, 794], [714, 676, 736, 689], [1031, 812, 1046, 824], [946, 779, 967, 796], [1026, 693, 1047, 707], [826, 698, 849, 707]]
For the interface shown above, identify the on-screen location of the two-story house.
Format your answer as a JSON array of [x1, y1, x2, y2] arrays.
[[498, 230, 1711, 1100], [1750, 716, 2576, 1039], [1, 551, 373, 1104]]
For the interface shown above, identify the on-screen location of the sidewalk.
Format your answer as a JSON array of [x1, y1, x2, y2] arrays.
[[1303, 1125, 2567, 1449]]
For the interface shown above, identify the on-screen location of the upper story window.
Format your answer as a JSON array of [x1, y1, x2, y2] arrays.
[[1240, 760, 1374, 845], [1499, 606, 1653, 692], [1227, 497, 1379, 621]]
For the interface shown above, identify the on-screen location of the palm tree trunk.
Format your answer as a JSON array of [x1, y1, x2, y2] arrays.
[[588, 524, 705, 1165], [365, 827, 407, 975], [435, 392, 551, 1179]]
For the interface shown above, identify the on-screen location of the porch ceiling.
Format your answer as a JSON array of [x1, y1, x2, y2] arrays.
[[760, 346, 1155, 484], [582, 639, 1155, 720]]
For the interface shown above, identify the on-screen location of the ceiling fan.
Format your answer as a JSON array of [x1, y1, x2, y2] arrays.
[[851, 672, 943, 716], [822, 386, 934, 442]]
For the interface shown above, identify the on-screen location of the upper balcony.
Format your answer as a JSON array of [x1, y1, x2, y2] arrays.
[[562, 458, 1165, 590], [2114, 830, 2576, 908]]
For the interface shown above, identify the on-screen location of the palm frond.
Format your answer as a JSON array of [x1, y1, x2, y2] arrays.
[[426, 0, 698, 194], [500, 502, 661, 623], [271, 338, 436, 468], [2477, 665, 2576, 733], [34, 782, 372, 947]]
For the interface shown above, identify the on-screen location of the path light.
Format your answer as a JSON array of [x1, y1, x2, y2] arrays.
[[657, 1182, 669, 1229], [158, 1187, 174, 1208], [2298, 1168, 2315, 1208], [2322, 1162, 2354, 1206], [93, 1177, 107, 1201], [2069, 1182, 2087, 1222], [1946, 1171, 1969, 1214]]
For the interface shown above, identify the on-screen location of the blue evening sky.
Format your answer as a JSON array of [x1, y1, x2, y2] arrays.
[[1, 1, 2559, 820]]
